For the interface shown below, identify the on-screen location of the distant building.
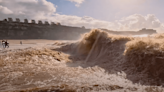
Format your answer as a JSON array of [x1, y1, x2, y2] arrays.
[[56, 22, 61, 25], [45, 21, 49, 25], [139, 28, 157, 34], [82, 26, 85, 29], [24, 19, 28, 23], [38, 20, 43, 24], [31, 20, 36, 24], [51, 22, 55, 25], [16, 18, 20, 23], [8, 18, 13, 22]]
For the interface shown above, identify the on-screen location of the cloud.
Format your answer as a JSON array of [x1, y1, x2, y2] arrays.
[[0, 0, 163, 32], [49, 14, 115, 29], [116, 14, 164, 32], [0, 6, 13, 14], [48, 14, 164, 32], [0, 0, 56, 21], [67, 0, 85, 7]]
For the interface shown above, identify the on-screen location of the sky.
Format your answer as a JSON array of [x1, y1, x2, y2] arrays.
[[0, 0, 164, 32]]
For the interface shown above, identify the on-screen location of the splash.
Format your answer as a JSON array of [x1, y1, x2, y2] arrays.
[[1, 29, 164, 92], [59, 29, 164, 85]]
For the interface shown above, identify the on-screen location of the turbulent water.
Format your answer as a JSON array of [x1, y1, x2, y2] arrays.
[[1, 29, 164, 92]]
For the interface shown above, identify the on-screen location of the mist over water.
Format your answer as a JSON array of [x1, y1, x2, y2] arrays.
[[0, 29, 164, 92]]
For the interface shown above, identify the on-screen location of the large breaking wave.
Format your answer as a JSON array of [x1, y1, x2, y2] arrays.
[[58, 29, 164, 85], [1, 29, 164, 92]]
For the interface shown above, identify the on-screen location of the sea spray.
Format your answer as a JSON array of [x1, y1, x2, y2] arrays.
[[1, 29, 164, 91]]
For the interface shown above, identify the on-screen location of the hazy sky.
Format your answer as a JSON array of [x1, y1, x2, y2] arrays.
[[0, 0, 164, 32], [48, 0, 164, 21]]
